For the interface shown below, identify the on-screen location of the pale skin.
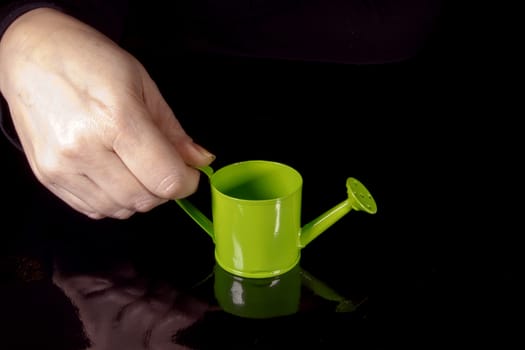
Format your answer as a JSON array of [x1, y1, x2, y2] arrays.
[[0, 8, 215, 220]]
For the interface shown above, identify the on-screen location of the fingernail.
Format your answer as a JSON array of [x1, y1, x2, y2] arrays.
[[192, 143, 216, 161]]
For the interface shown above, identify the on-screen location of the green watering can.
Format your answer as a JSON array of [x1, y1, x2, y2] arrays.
[[176, 160, 377, 279]]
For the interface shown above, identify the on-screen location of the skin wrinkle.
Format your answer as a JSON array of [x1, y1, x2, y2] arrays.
[[15, 85, 32, 106], [49, 177, 99, 210], [110, 100, 145, 153], [113, 301, 129, 325], [76, 90, 126, 152], [155, 173, 181, 197], [142, 328, 153, 349]]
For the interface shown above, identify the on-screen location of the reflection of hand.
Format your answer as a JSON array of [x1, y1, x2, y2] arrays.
[[0, 8, 214, 220], [52, 264, 212, 350]]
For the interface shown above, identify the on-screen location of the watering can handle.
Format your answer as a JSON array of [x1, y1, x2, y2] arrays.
[[174, 166, 215, 242], [197, 165, 214, 178]]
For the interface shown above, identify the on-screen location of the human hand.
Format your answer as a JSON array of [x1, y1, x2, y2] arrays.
[[0, 8, 215, 219]]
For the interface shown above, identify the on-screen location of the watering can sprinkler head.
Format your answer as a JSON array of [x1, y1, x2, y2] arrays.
[[346, 177, 377, 214]]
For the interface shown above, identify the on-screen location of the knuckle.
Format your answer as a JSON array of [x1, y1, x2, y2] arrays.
[[133, 196, 164, 213], [110, 113, 142, 149], [86, 212, 105, 220], [111, 208, 135, 219], [35, 153, 67, 182], [155, 173, 193, 199], [54, 129, 93, 159]]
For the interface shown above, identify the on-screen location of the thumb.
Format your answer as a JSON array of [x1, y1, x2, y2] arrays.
[[113, 101, 203, 199]]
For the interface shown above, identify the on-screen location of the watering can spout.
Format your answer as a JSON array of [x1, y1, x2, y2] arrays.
[[299, 177, 377, 248]]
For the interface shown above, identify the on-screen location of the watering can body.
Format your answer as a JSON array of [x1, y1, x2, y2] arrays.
[[212, 181, 302, 277]]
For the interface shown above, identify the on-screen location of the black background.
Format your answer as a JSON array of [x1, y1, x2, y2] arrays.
[[1, 2, 519, 349]]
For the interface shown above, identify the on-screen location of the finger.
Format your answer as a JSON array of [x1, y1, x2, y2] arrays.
[[112, 104, 202, 199], [25, 153, 106, 218], [46, 183, 103, 219], [86, 148, 168, 213], [160, 111, 216, 168], [43, 172, 134, 219], [29, 140, 161, 217]]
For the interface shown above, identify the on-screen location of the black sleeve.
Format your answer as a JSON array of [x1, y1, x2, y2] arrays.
[[0, 0, 128, 45], [0, 0, 129, 151]]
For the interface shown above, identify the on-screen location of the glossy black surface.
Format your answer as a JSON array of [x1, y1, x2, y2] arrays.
[[1, 8, 518, 349]]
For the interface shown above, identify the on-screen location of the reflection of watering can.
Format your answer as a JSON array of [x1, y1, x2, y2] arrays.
[[176, 160, 377, 279], [213, 263, 359, 319]]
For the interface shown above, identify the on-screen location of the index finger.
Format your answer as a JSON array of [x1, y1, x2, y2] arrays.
[[111, 105, 201, 200]]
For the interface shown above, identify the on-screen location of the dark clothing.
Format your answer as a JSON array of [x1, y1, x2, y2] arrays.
[[1, 0, 443, 63], [0, 0, 442, 148]]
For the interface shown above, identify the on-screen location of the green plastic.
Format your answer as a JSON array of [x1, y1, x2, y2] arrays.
[[176, 160, 377, 279], [213, 264, 358, 319], [214, 264, 302, 319]]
